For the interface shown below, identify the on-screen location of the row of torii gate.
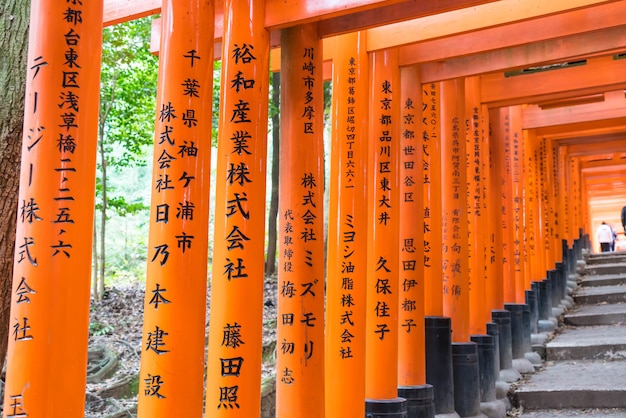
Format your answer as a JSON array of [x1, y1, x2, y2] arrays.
[[5, 0, 626, 417]]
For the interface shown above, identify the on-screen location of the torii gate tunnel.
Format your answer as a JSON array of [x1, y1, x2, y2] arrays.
[[5, 0, 626, 417]]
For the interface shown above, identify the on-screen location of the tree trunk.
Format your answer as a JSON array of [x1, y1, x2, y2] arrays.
[[97, 138, 107, 301], [265, 71, 280, 276], [0, 0, 29, 371], [93, 219, 98, 298]]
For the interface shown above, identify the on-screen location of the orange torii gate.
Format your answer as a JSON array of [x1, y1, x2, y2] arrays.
[[3, 1, 103, 415], [8, 0, 626, 417]]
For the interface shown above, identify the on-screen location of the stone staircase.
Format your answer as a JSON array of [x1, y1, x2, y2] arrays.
[[515, 251, 626, 417]]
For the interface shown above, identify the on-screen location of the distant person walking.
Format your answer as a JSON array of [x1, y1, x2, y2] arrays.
[[597, 221, 614, 253], [622, 205, 626, 234]]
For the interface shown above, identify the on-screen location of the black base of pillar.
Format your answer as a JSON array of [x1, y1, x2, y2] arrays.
[[492, 310, 513, 371], [398, 385, 434, 418], [452, 342, 481, 417], [504, 303, 525, 359], [537, 280, 552, 321], [486, 322, 500, 382], [526, 286, 539, 334], [470, 334, 496, 403], [522, 304, 532, 354], [366, 397, 407, 417], [425, 316, 455, 415]]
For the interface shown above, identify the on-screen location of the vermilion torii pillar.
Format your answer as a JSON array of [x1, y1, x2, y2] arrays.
[[523, 130, 540, 284], [138, 0, 214, 415], [276, 23, 325, 417], [398, 64, 426, 386], [3, 1, 103, 416], [490, 107, 515, 303], [487, 109, 504, 312], [365, 48, 406, 415], [325, 32, 369, 418], [421, 83, 444, 317], [546, 138, 562, 265], [440, 79, 470, 342], [508, 106, 526, 302], [206, 0, 269, 415], [465, 76, 488, 333], [500, 107, 516, 303]]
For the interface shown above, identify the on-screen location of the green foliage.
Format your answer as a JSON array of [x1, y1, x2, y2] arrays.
[[89, 322, 114, 336], [100, 17, 157, 169], [95, 18, 158, 289], [212, 60, 222, 146]]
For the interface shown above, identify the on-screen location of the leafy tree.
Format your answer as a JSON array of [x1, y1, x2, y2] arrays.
[[265, 71, 280, 275], [94, 18, 158, 300], [0, 0, 28, 372]]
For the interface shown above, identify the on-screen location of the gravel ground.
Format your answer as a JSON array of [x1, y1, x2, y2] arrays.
[[85, 276, 278, 417]]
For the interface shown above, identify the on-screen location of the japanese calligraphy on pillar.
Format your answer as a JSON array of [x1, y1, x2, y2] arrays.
[[421, 83, 443, 316], [4, 1, 103, 416], [328, 52, 367, 364], [470, 108, 482, 220], [440, 79, 469, 341], [276, 24, 325, 415], [502, 112, 511, 273], [524, 138, 537, 275], [325, 32, 369, 417], [442, 113, 465, 300], [399, 77, 421, 339], [206, 0, 269, 414], [559, 147, 569, 241], [550, 142, 560, 242], [338, 58, 359, 361], [365, 49, 400, 400], [398, 65, 426, 385], [421, 84, 437, 271], [511, 130, 522, 273], [537, 138, 551, 253], [372, 78, 395, 342], [138, 1, 213, 416]]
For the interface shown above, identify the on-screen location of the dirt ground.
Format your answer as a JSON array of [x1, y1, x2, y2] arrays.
[[85, 277, 278, 417]]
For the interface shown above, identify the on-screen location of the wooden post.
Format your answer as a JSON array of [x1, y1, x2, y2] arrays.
[[509, 106, 526, 302], [490, 107, 515, 303], [325, 31, 369, 418], [558, 146, 571, 246], [547, 138, 561, 265], [569, 156, 582, 241], [487, 108, 504, 311], [137, 0, 214, 415], [276, 23, 325, 417], [205, 0, 269, 415], [502, 108, 516, 303], [465, 77, 487, 334], [440, 79, 469, 342], [523, 130, 540, 283], [3, 1, 102, 415], [365, 48, 403, 403], [533, 133, 548, 275], [539, 137, 554, 271], [479, 104, 493, 323], [421, 83, 443, 317], [398, 65, 426, 386]]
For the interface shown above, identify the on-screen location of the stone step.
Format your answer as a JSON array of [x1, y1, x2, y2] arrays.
[[520, 408, 626, 417], [580, 273, 626, 287], [585, 262, 626, 276], [564, 303, 626, 326], [546, 324, 626, 361], [574, 284, 626, 305], [586, 253, 626, 265], [515, 360, 626, 410]]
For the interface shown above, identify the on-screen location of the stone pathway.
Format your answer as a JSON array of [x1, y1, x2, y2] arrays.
[[514, 251, 626, 416]]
